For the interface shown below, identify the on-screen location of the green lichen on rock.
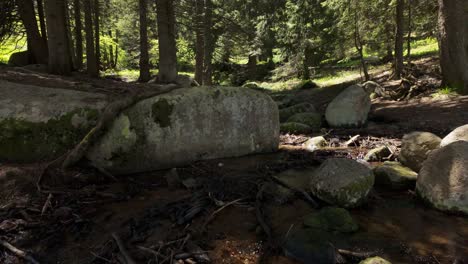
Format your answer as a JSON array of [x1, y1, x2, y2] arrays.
[[303, 207, 358, 233], [152, 98, 174, 127], [0, 108, 99, 162]]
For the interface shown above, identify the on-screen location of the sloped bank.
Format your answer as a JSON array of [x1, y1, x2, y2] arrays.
[[86, 86, 279, 174], [0, 80, 108, 162]]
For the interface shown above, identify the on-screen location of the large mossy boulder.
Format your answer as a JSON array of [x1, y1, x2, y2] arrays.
[[0, 80, 108, 162], [279, 102, 316, 122], [440, 124, 468, 147], [399, 132, 441, 172], [287, 112, 322, 130], [310, 158, 375, 208], [87, 86, 279, 174], [325, 85, 371, 127], [416, 141, 468, 214], [374, 161, 418, 190]]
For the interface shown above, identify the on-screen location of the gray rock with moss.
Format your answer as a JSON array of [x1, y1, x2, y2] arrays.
[[287, 112, 322, 130], [364, 146, 392, 162], [359, 257, 391, 264], [399, 131, 441, 172], [374, 161, 418, 190], [416, 141, 468, 214], [304, 136, 327, 152], [303, 207, 358, 233], [87, 86, 279, 174], [0, 80, 107, 162], [325, 85, 371, 127], [279, 102, 316, 122], [310, 158, 375, 208], [440, 124, 468, 147]]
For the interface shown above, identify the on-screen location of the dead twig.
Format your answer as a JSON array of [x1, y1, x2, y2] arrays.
[[40, 193, 53, 216], [111, 233, 137, 264], [344, 135, 360, 147], [0, 239, 40, 264]]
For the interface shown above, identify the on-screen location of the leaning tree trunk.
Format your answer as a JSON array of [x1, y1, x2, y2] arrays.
[[74, 0, 83, 69], [44, 0, 73, 75], [438, 0, 468, 94], [138, 0, 150, 82], [394, 0, 405, 79], [156, 0, 178, 83], [202, 0, 214, 85], [84, 0, 98, 76], [194, 0, 205, 85], [36, 0, 48, 43], [17, 0, 48, 64]]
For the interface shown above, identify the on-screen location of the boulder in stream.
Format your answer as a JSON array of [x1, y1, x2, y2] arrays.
[[325, 85, 371, 127], [399, 131, 441, 172], [416, 141, 468, 214], [310, 158, 374, 208], [374, 161, 418, 190]]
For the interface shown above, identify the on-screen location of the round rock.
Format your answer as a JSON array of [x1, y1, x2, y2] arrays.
[[399, 132, 441, 172], [416, 141, 468, 214], [359, 257, 391, 264], [440, 124, 468, 147], [374, 161, 418, 190], [325, 85, 371, 128], [310, 158, 374, 208]]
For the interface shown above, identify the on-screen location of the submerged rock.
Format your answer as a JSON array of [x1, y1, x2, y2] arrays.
[[325, 85, 371, 127], [399, 132, 441, 172], [287, 112, 322, 130], [280, 122, 312, 134], [364, 146, 392, 162], [303, 207, 358, 233], [310, 158, 374, 208], [374, 161, 418, 190], [416, 141, 468, 214], [440, 124, 468, 147], [359, 257, 392, 264], [279, 102, 317, 122], [87, 86, 279, 174], [0, 80, 107, 162]]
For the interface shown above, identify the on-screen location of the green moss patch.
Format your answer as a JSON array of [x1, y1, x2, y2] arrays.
[[152, 98, 174, 128], [0, 109, 99, 162]]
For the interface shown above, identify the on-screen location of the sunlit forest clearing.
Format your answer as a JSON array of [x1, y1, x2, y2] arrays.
[[0, 0, 468, 263]]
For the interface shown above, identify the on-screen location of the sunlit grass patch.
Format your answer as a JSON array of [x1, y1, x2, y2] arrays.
[[0, 35, 27, 64]]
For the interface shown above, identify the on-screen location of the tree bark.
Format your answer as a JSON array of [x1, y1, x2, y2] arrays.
[[353, 5, 369, 81], [36, 0, 47, 43], [44, 0, 73, 74], [194, 0, 205, 85], [109, 30, 114, 69], [406, 0, 412, 63], [84, 0, 98, 76], [74, 0, 83, 69], [156, 0, 177, 83], [138, 0, 150, 82], [94, 0, 100, 73], [17, 0, 48, 64], [394, 0, 405, 79], [202, 0, 214, 85], [438, 0, 468, 94]]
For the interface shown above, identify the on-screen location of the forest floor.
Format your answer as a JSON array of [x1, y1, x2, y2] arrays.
[[1, 57, 468, 264]]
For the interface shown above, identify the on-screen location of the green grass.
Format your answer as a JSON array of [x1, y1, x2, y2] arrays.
[[103, 69, 194, 82], [432, 86, 459, 98], [0, 35, 27, 64], [406, 37, 439, 58]]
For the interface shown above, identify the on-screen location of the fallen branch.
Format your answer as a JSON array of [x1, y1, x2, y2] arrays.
[[337, 248, 377, 260], [111, 233, 137, 264], [344, 135, 360, 147], [62, 84, 179, 169], [0, 239, 40, 264]]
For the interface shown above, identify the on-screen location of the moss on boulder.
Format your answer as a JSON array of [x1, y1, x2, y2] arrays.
[[303, 207, 358, 233], [280, 122, 312, 134], [287, 112, 322, 130], [279, 102, 316, 122]]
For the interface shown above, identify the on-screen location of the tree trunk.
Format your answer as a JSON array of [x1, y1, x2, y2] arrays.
[[36, 0, 47, 43], [44, 0, 73, 74], [138, 0, 150, 82], [406, 0, 412, 62], [194, 0, 205, 85], [202, 0, 213, 85], [17, 0, 48, 64], [156, 0, 177, 83], [84, 0, 98, 76], [353, 6, 369, 81], [74, 0, 83, 69], [113, 30, 119, 68], [438, 0, 468, 94], [394, 0, 405, 79], [94, 0, 100, 72], [109, 30, 114, 69]]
